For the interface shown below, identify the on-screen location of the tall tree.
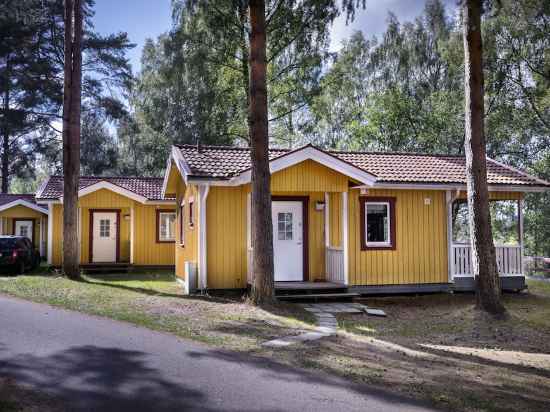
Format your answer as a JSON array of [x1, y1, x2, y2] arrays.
[[249, 0, 274, 303], [462, 0, 505, 315], [62, 0, 82, 280], [0, 0, 133, 191]]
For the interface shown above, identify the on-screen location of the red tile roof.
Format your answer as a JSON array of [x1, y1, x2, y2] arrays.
[[0, 194, 46, 210], [36, 176, 172, 200], [175, 144, 550, 187]]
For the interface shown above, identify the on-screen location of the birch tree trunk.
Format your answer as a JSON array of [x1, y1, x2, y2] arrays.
[[249, 0, 275, 304], [62, 0, 82, 279], [462, 0, 505, 316]]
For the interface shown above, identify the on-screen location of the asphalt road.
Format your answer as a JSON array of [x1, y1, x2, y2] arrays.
[[0, 294, 437, 412]]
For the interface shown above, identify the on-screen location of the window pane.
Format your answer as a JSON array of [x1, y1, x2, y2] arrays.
[[99, 219, 110, 238], [277, 212, 293, 240], [366, 203, 389, 243], [160, 212, 176, 241]]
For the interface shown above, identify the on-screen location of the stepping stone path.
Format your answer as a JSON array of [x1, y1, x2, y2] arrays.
[[262, 302, 370, 348]]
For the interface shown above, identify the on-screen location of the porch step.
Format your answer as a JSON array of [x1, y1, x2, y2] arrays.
[[277, 292, 360, 302], [81, 263, 131, 274]]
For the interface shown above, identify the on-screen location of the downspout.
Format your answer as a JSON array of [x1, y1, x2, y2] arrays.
[[198, 184, 210, 291]]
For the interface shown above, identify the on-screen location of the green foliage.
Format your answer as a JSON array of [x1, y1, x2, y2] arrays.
[[0, 0, 134, 189]]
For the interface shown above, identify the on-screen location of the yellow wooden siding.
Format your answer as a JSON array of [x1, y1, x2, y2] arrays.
[[270, 160, 349, 192], [206, 186, 248, 288], [328, 192, 342, 248], [50, 189, 174, 266], [175, 183, 199, 279], [132, 203, 175, 265], [348, 189, 448, 285], [78, 189, 135, 208], [0, 206, 47, 251], [78, 207, 131, 263], [52, 204, 63, 266]]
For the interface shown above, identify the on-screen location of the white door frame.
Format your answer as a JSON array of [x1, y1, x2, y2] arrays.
[[272, 196, 308, 282], [90, 210, 120, 263]]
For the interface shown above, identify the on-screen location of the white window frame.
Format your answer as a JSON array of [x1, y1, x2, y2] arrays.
[[159, 211, 176, 242], [365, 201, 392, 247]]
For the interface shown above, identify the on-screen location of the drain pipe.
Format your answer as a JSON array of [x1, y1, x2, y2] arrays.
[[198, 184, 210, 292]]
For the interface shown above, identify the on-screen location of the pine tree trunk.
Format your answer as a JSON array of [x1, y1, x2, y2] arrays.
[[2, 65, 9, 194], [62, 0, 82, 280], [462, 0, 505, 316], [249, 0, 275, 304]]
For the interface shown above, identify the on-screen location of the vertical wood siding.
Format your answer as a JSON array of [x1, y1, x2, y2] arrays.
[[50, 189, 174, 266], [348, 189, 448, 285], [0, 206, 47, 251], [270, 160, 349, 192], [206, 186, 248, 288], [175, 183, 199, 279]]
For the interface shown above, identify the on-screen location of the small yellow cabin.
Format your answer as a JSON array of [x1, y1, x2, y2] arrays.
[[163, 144, 550, 294], [36, 176, 176, 268], [0, 194, 48, 257]]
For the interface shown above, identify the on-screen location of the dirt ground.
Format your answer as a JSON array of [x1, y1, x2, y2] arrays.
[[2, 271, 550, 411], [258, 281, 550, 412]]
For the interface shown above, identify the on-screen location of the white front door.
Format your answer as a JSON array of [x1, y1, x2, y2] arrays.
[[272, 201, 303, 281], [15, 220, 33, 243], [92, 212, 117, 263]]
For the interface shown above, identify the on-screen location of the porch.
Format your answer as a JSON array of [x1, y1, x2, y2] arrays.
[[446, 192, 525, 281]]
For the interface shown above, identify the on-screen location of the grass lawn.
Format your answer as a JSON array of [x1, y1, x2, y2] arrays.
[[1, 268, 550, 411]]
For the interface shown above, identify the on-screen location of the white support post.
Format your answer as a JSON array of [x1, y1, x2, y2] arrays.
[[130, 205, 135, 264], [198, 185, 210, 291], [446, 190, 454, 282], [0, 217, 3, 235], [342, 191, 349, 285], [324, 192, 330, 277], [519, 198, 524, 275], [246, 192, 251, 250], [47, 203, 53, 265], [39, 216, 44, 257]]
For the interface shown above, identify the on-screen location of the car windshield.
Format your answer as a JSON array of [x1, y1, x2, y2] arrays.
[[0, 238, 18, 248]]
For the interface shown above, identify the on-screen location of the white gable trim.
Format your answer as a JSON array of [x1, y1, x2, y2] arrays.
[[0, 199, 48, 214], [161, 146, 192, 198], [59, 181, 149, 204], [211, 146, 377, 187]]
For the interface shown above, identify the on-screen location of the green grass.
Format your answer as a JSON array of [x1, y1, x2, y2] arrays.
[[0, 266, 314, 350]]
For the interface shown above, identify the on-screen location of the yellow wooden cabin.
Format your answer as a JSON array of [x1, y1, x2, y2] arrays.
[[0, 194, 48, 257], [162, 144, 550, 294], [36, 176, 176, 268]]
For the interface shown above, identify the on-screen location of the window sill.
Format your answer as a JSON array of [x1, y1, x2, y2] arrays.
[[157, 239, 176, 244], [361, 244, 395, 251]]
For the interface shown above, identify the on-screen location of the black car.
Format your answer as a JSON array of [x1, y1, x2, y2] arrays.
[[0, 236, 41, 274]]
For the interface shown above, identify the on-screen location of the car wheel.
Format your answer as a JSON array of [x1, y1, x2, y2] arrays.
[[17, 260, 25, 275], [32, 255, 40, 269]]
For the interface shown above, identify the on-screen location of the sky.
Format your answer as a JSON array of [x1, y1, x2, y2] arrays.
[[91, 0, 458, 74]]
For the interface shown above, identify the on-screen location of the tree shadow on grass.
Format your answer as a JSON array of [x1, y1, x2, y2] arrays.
[[0, 344, 212, 412]]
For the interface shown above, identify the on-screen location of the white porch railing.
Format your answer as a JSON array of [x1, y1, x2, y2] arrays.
[[326, 246, 345, 283], [451, 244, 522, 277]]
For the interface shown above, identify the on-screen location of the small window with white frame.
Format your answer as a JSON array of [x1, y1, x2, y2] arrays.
[[361, 197, 396, 250], [157, 210, 176, 242]]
